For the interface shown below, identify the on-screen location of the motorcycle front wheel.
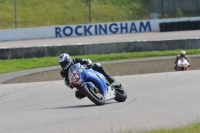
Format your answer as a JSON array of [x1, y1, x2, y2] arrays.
[[81, 84, 105, 106]]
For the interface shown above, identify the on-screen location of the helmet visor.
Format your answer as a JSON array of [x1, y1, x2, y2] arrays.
[[59, 59, 71, 69], [181, 54, 185, 57]]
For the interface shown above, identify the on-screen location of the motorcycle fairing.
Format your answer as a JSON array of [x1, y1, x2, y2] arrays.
[[68, 63, 108, 96], [177, 57, 190, 67], [104, 86, 116, 101]]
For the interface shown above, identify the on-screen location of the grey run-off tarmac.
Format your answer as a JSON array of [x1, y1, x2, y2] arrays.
[[0, 30, 200, 48]]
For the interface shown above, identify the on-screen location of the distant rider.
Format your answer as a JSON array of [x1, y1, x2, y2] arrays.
[[174, 51, 190, 71], [58, 53, 115, 99]]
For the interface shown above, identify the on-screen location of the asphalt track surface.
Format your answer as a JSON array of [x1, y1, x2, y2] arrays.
[[0, 30, 200, 48], [1, 31, 200, 133]]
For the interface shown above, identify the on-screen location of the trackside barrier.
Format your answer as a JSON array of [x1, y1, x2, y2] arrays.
[[159, 20, 200, 32], [1, 17, 200, 42], [0, 38, 200, 59]]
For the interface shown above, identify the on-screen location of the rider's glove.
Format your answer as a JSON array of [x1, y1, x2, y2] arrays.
[[64, 78, 74, 89], [69, 84, 74, 89], [66, 83, 74, 89]]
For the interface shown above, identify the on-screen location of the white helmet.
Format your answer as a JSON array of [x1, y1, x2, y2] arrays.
[[58, 53, 72, 70], [180, 51, 186, 57]]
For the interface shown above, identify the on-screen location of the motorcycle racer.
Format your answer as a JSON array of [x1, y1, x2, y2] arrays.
[[58, 53, 115, 99], [174, 51, 190, 71]]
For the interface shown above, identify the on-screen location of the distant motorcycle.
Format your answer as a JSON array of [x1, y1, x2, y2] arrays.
[[176, 57, 190, 71], [68, 63, 127, 105]]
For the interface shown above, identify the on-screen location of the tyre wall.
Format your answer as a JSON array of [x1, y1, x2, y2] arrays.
[[159, 20, 200, 32]]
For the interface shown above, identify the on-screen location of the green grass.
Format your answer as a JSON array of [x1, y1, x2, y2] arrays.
[[120, 122, 200, 133], [0, 49, 200, 74], [0, 0, 149, 29], [1, 0, 200, 29]]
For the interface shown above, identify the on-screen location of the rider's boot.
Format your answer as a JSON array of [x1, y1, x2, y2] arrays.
[[104, 71, 115, 84], [103, 71, 123, 89], [75, 90, 86, 99]]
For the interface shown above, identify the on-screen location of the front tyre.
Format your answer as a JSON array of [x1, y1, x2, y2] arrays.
[[114, 86, 127, 102], [82, 84, 105, 105]]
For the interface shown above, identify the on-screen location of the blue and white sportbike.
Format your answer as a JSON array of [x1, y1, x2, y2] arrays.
[[68, 63, 127, 105]]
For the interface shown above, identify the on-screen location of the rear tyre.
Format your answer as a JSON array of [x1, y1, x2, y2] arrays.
[[82, 84, 105, 105], [181, 67, 185, 71], [114, 86, 127, 102]]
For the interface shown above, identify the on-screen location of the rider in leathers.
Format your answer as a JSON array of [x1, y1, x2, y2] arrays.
[[58, 53, 115, 99], [174, 51, 190, 71]]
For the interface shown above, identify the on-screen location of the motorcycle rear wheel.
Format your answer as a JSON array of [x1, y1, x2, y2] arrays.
[[114, 86, 127, 102], [82, 84, 105, 105]]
